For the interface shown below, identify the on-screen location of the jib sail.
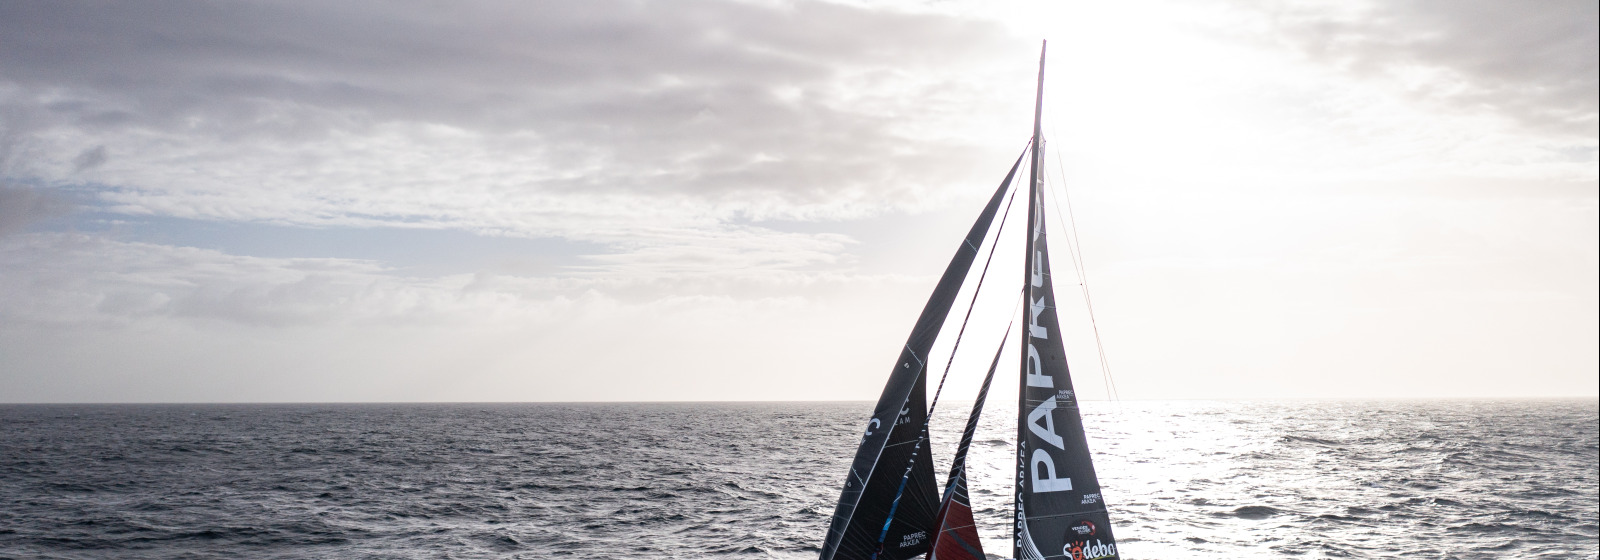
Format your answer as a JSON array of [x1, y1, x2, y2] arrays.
[[928, 332, 1006, 560], [819, 152, 1026, 560], [1013, 42, 1119, 560]]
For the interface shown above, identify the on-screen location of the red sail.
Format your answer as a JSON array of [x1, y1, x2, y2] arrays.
[[929, 494, 985, 560], [928, 331, 1007, 560]]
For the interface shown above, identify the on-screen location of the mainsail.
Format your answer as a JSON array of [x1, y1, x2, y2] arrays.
[[820, 40, 1120, 560], [1014, 42, 1119, 560], [927, 332, 1006, 560], [818, 152, 1026, 560]]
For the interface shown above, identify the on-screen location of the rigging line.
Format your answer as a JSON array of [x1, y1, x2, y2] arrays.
[[932, 152, 1026, 422], [870, 141, 1028, 560], [1035, 134, 1091, 290], [1042, 138, 1121, 403], [1050, 153, 1121, 405], [1039, 125, 1122, 406], [903, 138, 1034, 352], [935, 287, 1025, 550], [1033, 134, 1091, 307], [944, 314, 1017, 458], [1035, 130, 1118, 404], [1043, 159, 1111, 403]]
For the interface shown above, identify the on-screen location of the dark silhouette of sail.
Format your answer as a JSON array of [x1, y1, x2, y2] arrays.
[[928, 334, 1005, 560], [1013, 42, 1119, 560], [819, 152, 1026, 560]]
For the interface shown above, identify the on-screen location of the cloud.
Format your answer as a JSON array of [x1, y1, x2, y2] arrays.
[[0, 186, 71, 237], [1256, 0, 1598, 137], [0, 0, 1041, 280], [0, 1, 1025, 224], [0, 231, 936, 401], [0, 122, 73, 236], [71, 145, 106, 172], [2, 0, 1592, 402], [0, 231, 899, 327], [0, 233, 453, 327]]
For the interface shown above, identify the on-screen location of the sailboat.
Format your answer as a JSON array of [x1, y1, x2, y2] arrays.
[[818, 43, 1120, 560]]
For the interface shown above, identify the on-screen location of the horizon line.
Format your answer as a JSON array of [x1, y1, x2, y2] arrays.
[[3, 396, 1596, 406]]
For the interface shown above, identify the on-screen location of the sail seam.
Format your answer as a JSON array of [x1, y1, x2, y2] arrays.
[[903, 345, 925, 368]]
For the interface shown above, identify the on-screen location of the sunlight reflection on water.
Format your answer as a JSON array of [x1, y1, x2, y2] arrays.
[[939, 399, 1598, 559], [0, 400, 1593, 558]]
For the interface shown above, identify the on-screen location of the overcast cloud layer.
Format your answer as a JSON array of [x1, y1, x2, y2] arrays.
[[1264, 0, 1597, 137], [1, 1, 1018, 226], [1, 0, 1594, 402]]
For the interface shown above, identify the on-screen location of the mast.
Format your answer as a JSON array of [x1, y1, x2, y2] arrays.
[[1014, 41, 1121, 560], [1030, 42, 1046, 203]]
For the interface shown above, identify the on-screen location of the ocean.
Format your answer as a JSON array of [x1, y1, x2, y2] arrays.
[[0, 400, 1594, 559]]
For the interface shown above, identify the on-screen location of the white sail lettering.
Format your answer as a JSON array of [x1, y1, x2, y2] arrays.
[[1026, 345, 1051, 388], [1028, 295, 1048, 339], [1030, 448, 1073, 492], [1033, 199, 1044, 242], [1026, 396, 1065, 448], [1031, 251, 1045, 287]]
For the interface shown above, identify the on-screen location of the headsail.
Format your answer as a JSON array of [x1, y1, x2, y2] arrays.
[[1014, 42, 1119, 560], [820, 152, 1027, 560], [928, 331, 1007, 560]]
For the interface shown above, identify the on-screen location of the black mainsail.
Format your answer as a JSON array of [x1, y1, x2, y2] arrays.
[[821, 40, 1120, 560], [819, 153, 1026, 560], [1014, 42, 1119, 560]]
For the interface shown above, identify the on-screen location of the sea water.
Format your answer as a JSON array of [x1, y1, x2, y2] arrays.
[[0, 400, 1594, 559]]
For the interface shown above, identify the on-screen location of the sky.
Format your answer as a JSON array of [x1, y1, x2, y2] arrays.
[[0, 0, 1595, 403]]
